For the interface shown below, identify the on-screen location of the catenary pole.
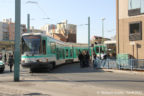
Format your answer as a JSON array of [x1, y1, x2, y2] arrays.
[[88, 17, 90, 53], [14, 0, 21, 81], [27, 14, 30, 33]]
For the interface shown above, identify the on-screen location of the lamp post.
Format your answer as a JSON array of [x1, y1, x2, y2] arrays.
[[14, 0, 21, 82]]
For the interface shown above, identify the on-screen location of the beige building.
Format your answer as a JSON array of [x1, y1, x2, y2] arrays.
[[30, 26, 46, 34], [117, 0, 144, 59], [41, 24, 57, 37], [0, 22, 9, 41], [91, 36, 110, 45], [0, 22, 4, 41], [8, 23, 27, 40], [41, 20, 77, 43], [0, 19, 27, 41]]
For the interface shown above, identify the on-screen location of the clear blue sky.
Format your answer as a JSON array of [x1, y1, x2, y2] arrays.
[[0, 0, 116, 43]]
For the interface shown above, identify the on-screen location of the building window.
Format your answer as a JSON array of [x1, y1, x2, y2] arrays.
[[128, 0, 144, 16], [129, 22, 142, 41], [65, 49, 69, 57]]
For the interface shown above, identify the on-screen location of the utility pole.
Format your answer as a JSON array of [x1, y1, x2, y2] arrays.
[[14, 0, 21, 81], [102, 18, 105, 44], [88, 17, 90, 53], [27, 14, 30, 33]]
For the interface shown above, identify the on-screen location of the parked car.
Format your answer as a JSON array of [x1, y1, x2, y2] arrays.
[[0, 60, 5, 73]]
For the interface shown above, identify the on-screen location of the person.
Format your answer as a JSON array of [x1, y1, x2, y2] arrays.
[[93, 54, 99, 69], [0, 53, 2, 60], [93, 52, 96, 64], [4, 54, 7, 63], [82, 51, 87, 67], [78, 50, 84, 68], [85, 51, 90, 67], [8, 54, 14, 72]]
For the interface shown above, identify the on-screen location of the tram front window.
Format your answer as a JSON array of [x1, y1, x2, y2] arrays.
[[22, 35, 41, 55]]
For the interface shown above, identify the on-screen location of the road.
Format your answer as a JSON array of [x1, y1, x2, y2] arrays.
[[0, 63, 144, 96]]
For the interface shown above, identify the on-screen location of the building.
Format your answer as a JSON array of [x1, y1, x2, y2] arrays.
[[30, 26, 46, 34], [41, 20, 77, 43], [0, 22, 3, 40], [41, 24, 57, 37], [91, 36, 110, 45], [8, 23, 27, 40], [117, 0, 144, 59], [0, 19, 27, 41], [0, 22, 9, 41]]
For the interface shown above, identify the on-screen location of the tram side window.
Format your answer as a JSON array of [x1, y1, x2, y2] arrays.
[[42, 40, 46, 54], [70, 49, 73, 57], [50, 42, 56, 54], [66, 49, 69, 57], [96, 47, 99, 53], [62, 49, 65, 58], [76, 49, 79, 56]]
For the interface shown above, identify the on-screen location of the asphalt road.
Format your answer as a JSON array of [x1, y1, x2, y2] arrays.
[[2, 63, 144, 95]]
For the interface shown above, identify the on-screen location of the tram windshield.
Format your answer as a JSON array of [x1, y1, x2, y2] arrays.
[[22, 35, 41, 55]]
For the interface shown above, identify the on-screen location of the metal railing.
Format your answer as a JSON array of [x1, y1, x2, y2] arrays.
[[94, 59, 144, 71]]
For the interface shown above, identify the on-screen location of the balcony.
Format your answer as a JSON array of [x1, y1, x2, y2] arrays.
[[128, 8, 141, 16], [129, 33, 142, 41]]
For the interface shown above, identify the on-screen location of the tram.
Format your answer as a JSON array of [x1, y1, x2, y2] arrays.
[[93, 44, 107, 58], [21, 33, 92, 71]]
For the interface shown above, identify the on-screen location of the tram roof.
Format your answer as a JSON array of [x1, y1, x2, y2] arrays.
[[104, 40, 116, 45], [22, 33, 88, 47]]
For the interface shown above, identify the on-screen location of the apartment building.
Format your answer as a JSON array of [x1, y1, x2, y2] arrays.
[[117, 0, 144, 59], [41, 20, 77, 43], [0, 22, 9, 41]]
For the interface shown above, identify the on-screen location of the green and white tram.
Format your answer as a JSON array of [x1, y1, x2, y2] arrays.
[[21, 33, 91, 71]]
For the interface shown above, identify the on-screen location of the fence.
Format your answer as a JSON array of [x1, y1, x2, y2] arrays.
[[94, 59, 144, 71]]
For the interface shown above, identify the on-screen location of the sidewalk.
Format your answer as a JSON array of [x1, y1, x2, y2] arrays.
[[0, 74, 143, 96], [102, 68, 144, 75]]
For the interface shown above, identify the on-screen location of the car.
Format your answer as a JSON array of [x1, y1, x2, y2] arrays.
[[0, 60, 5, 73]]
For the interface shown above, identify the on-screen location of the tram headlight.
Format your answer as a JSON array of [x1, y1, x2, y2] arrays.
[[22, 60, 25, 63], [37, 59, 42, 62]]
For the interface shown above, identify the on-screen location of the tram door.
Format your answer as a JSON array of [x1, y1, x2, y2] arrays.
[[56, 48, 60, 60]]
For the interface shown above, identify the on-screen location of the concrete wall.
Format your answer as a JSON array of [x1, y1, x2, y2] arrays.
[[119, 0, 129, 19]]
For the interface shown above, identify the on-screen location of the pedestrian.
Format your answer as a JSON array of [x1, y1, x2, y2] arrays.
[[0, 53, 2, 60], [85, 51, 90, 67], [82, 51, 86, 67], [78, 50, 84, 68], [93, 52, 96, 64], [4, 54, 7, 63], [93, 54, 99, 69], [8, 54, 14, 72]]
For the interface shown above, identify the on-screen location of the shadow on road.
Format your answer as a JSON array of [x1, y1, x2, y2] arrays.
[[50, 63, 110, 74], [31, 63, 109, 74]]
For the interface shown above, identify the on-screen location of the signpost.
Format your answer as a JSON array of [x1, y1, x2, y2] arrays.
[[14, 0, 21, 81]]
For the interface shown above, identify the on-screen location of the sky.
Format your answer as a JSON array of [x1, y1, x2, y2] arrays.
[[0, 0, 116, 43]]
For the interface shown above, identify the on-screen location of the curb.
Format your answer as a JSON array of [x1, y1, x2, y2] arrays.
[[102, 69, 144, 75]]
